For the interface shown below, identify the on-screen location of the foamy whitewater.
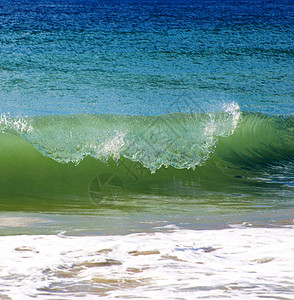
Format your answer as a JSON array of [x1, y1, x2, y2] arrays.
[[1, 226, 294, 300], [0, 0, 293, 299]]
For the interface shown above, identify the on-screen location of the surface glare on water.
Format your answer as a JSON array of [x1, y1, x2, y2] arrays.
[[0, 0, 293, 299]]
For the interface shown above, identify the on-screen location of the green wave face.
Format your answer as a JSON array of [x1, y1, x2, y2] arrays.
[[0, 103, 240, 172], [0, 110, 293, 210]]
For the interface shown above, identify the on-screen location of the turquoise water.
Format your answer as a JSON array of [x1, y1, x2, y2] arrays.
[[0, 0, 293, 223], [1, 0, 293, 117], [0, 1, 293, 298]]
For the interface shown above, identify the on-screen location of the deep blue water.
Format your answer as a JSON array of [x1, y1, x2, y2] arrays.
[[0, 4, 294, 299], [0, 0, 293, 117], [0, 0, 293, 216]]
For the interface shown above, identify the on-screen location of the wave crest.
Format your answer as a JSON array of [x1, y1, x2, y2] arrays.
[[0, 103, 241, 172]]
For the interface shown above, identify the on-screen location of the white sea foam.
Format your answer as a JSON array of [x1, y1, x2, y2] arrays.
[[224, 102, 241, 131], [204, 102, 241, 138], [99, 130, 126, 161], [0, 226, 293, 299], [0, 113, 33, 134]]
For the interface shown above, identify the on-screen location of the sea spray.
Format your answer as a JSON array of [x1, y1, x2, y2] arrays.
[[0, 110, 293, 207], [0, 103, 242, 172]]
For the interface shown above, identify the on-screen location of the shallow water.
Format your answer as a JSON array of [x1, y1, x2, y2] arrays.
[[0, 0, 293, 298], [1, 227, 294, 299]]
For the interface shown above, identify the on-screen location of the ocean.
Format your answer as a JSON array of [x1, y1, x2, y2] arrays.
[[0, 0, 293, 299]]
